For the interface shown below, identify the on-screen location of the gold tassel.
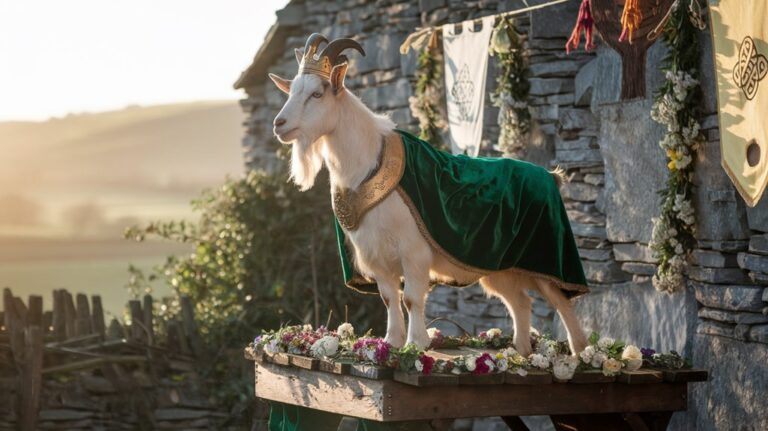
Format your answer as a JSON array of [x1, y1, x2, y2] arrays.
[[619, 0, 642, 44]]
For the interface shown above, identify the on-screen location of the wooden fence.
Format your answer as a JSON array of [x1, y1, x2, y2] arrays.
[[0, 287, 225, 431]]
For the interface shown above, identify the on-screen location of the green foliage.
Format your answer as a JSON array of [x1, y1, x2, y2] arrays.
[[409, 41, 448, 151], [125, 153, 384, 422]]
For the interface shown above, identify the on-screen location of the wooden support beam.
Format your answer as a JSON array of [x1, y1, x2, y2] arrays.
[[75, 293, 93, 336], [91, 295, 106, 337], [142, 294, 154, 345], [19, 325, 43, 431]]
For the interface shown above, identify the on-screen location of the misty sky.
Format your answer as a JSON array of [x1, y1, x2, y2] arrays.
[[0, 0, 289, 121]]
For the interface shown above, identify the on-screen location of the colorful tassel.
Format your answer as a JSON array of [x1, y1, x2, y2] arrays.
[[565, 0, 595, 54], [618, 0, 642, 44]]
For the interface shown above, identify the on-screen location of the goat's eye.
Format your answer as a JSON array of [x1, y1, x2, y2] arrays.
[[311, 91, 322, 98]]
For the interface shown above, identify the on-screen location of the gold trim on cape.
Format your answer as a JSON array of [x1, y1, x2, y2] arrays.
[[332, 132, 405, 231]]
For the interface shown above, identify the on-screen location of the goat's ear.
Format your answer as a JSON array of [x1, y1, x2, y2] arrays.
[[294, 48, 304, 64], [268, 73, 292, 94], [330, 63, 348, 95]]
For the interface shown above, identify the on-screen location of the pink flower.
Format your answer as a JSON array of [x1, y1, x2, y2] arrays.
[[419, 354, 435, 375], [473, 353, 495, 375]]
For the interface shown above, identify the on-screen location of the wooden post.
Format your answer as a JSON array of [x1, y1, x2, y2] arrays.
[[180, 296, 203, 358], [142, 295, 154, 345], [42, 311, 52, 333], [52, 290, 66, 341], [19, 325, 43, 431], [27, 295, 43, 327], [63, 290, 77, 339], [3, 288, 14, 333], [129, 300, 145, 343], [91, 295, 106, 338], [107, 318, 125, 340], [75, 293, 93, 336]]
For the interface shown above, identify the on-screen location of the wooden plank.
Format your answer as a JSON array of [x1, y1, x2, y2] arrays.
[[350, 364, 394, 380], [505, 370, 553, 385], [288, 354, 319, 370], [142, 295, 154, 344], [63, 290, 77, 339], [75, 293, 92, 336], [661, 368, 709, 383], [42, 355, 147, 374], [128, 300, 144, 342], [570, 370, 616, 384], [244, 346, 264, 362], [180, 296, 203, 357], [393, 371, 458, 387], [318, 359, 352, 375], [52, 290, 66, 341], [91, 296, 105, 337], [617, 369, 663, 384], [26, 296, 43, 327], [267, 352, 290, 366], [458, 372, 506, 385], [19, 325, 43, 431], [254, 362, 689, 422]]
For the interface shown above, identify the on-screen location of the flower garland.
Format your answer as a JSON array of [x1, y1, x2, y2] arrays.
[[408, 34, 448, 151], [489, 17, 531, 158], [649, 2, 705, 293], [252, 324, 691, 378]]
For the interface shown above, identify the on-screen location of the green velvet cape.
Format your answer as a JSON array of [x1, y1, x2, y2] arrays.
[[335, 130, 588, 297]]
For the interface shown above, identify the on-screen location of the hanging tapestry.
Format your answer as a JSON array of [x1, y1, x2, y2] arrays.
[[442, 16, 494, 156], [710, 0, 768, 206]]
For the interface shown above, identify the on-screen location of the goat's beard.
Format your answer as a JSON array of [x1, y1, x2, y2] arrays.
[[290, 136, 323, 191]]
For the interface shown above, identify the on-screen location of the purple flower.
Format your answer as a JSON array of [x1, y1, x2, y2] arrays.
[[254, 335, 262, 344], [641, 348, 656, 357]]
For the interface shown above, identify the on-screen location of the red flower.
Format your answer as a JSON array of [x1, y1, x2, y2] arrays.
[[473, 353, 495, 375], [419, 354, 435, 375]]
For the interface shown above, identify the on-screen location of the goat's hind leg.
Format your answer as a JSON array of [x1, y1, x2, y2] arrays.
[[479, 272, 533, 356], [533, 278, 587, 355], [376, 274, 406, 348]]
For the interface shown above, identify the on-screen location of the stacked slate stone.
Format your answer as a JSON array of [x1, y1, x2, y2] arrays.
[[236, 0, 768, 429]]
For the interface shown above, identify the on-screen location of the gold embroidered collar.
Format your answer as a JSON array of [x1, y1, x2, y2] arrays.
[[332, 132, 405, 231]]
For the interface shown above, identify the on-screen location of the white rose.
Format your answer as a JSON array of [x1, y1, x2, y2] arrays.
[[530, 354, 549, 370], [336, 322, 355, 339], [602, 358, 623, 376], [553, 359, 575, 380], [598, 337, 615, 350], [486, 328, 503, 338], [622, 345, 643, 371], [591, 352, 607, 368], [426, 327, 441, 339], [579, 345, 595, 364], [310, 336, 339, 358], [465, 356, 477, 372], [414, 359, 424, 372]]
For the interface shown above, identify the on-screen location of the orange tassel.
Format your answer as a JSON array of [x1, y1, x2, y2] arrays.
[[619, 0, 642, 44]]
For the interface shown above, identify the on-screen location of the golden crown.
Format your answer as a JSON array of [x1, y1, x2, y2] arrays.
[[297, 33, 365, 79]]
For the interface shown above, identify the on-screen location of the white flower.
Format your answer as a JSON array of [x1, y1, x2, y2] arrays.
[[490, 26, 512, 54], [602, 358, 623, 376], [451, 367, 462, 375], [365, 348, 376, 362], [310, 335, 339, 358], [465, 356, 477, 372], [414, 358, 424, 372], [598, 337, 615, 350], [501, 347, 518, 358], [496, 358, 509, 372], [485, 358, 496, 372], [302, 324, 313, 332], [336, 322, 354, 339], [579, 345, 595, 364], [427, 327, 441, 339], [529, 353, 550, 370], [486, 328, 503, 338], [622, 345, 643, 371], [516, 367, 528, 376], [552, 356, 577, 380], [591, 351, 607, 368]]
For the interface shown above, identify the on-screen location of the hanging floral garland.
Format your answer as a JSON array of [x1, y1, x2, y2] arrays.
[[407, 32, 448, 151], [649, 1, 706, 293], [489, 17, 531, 158]]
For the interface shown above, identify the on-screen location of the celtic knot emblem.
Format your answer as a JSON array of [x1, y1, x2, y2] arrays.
[[733, 36, 768, 101], [451, 64, 475, 122]]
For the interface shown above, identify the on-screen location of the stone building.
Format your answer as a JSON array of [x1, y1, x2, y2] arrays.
[[234, 1, 768, 429]]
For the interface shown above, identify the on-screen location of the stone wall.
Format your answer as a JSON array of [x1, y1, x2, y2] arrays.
[[235, 1, 768, 429]]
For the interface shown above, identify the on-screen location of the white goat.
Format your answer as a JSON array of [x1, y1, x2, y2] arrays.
[[269, 35, 587, 356]]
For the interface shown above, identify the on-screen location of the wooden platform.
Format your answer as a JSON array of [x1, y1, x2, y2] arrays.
[[246, 348, 708, 429]]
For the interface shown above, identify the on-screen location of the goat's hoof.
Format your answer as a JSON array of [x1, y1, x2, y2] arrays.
[[406, 332, 431, 350], [385, 333, 406, 349]]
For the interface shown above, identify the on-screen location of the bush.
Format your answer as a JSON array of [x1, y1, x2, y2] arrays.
[[125, 158, 384, 423]]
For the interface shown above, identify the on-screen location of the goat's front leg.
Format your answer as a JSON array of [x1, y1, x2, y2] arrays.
[[401, 256, 432, 349], [377, 275, 405, 348]]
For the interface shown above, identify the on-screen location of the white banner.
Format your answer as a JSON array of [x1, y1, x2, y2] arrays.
[[443, 16, 494, 156]]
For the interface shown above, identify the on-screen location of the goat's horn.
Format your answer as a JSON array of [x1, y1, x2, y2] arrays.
[[303, 33, 328, 58], [320, 38, 365, 65]]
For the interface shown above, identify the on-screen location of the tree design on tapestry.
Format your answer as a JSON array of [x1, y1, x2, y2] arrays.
[[451, 64, 475, 122], [733, 36, 767, 100]]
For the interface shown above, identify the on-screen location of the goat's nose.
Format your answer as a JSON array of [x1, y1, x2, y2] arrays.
[[274, 117, 287, 127]]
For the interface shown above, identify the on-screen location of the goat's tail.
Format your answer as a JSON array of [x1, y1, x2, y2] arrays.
[[550, 165, 568, 187]]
